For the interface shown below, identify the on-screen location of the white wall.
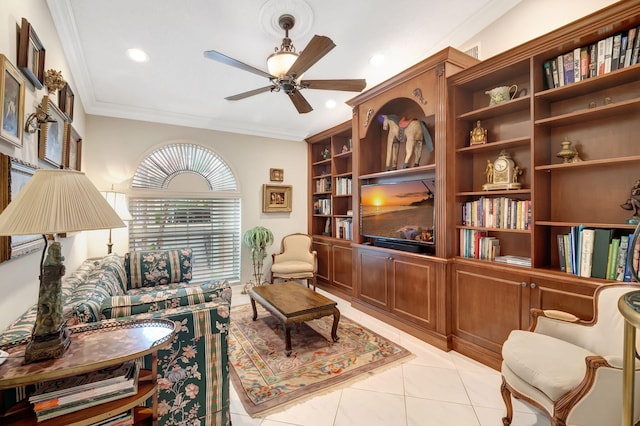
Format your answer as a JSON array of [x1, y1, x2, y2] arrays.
[[0, 0, 88, 330], [82, 115, 308, 286]]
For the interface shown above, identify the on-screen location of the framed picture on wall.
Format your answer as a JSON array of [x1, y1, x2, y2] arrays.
[[0, 54, 26, 148], [58, 83, 74, 122], [63, 123, 82, 170], [263, 184, 292, 213], [270, 168, 284, 182], [38, 95, 67, 168], [17, 17, 46, 89], [0, 154, 44, 263]]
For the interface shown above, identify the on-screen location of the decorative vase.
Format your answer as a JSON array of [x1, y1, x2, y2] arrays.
[[556, 138, 577, 163]]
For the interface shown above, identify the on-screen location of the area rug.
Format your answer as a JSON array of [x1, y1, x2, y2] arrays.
[[228, 303, 412, 417]]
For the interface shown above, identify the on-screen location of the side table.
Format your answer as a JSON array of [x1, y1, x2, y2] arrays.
[[0, 318, 176, 426], [619, 290, 640, 426]]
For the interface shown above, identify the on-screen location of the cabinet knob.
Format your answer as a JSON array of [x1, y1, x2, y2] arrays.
[[520, 282, 526, 287], [530, 283, 537, 289]]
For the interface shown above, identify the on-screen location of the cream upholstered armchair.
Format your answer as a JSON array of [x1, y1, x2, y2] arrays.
[[270, 233, 317, 290], [500, 283, 640, 426]]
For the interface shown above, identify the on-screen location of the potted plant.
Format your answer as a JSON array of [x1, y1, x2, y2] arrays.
[[242, 226, 274, 292]]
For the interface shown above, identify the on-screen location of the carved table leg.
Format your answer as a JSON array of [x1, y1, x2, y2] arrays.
[[285, 325, 293, 357], [250, 298, 258, 321], [331, 307, 341, 342]]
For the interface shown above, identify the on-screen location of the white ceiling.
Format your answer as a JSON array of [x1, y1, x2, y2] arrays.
[[47, 0, 522, 141]]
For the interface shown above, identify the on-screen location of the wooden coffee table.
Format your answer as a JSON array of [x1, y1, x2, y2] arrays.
[[248, 282, 340, 356]]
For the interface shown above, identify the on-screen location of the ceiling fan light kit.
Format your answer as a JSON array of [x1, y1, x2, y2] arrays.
[[203, 12, 366, 114]]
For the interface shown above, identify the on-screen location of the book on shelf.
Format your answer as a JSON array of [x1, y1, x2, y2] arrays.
[[588, 43, 598, 78], [562, 52, 574, 85], [631, 25, 640, 65], [543, 60, 554, 89], [625, 233, 639, 282], [563, 234, 572, 274], [626, 27, 637, 67], [494, 255, 531, 267], [31, 361, 139, 420], [573, 47, 581, 82], [616, 235, 630, 281], [557, 55, 565, 86], [620, 34, 629, 69], [30, 360, 137, 403], [557, 234, 566, 272], [611, 32, 622, 71], [604, 35, 614, 74], [579, 228, 595, 278], [579, 46, 589, 80], [606, 238, 620, 280], [597, 38, 606, 75], [591, 228, 613, 279], [550, 58, 560, 88]]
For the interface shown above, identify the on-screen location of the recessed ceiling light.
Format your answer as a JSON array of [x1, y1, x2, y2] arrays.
[[325, 99, 337, 109], [369, 53, 385, 66], [127, 48, 149, 63]]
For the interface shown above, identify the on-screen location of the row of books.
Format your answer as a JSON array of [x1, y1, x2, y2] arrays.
[[336, 218, 353, 240], [459, 229, 501, 260], [558, 226, 637, 280], [335, 177, 352, 195], [314, 176, 331, 193], [544, 25, 640, 89], [462, 197, 531, 230], [30, 360, 139, 421], [313, 198, 331, 215]]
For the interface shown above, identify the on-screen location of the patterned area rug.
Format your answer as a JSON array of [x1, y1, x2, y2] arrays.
[[229, 303, 412, 417]]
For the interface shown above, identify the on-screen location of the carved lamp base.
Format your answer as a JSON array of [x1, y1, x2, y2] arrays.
[[24, 325, 71, 364]]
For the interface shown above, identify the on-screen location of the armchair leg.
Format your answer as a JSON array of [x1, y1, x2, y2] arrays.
[[500, 376, 513, 426]]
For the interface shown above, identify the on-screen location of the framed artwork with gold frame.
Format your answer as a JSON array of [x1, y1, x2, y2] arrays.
[[38, 95, 67, 168], [270, 168, 284, 182], [58, 82, 74, 122], [0, 54, 26, 148], [263, 184, 292, 213], [17, 17, 46, 89], [63, 123, 82, 170], [0, 154, 44, 262]]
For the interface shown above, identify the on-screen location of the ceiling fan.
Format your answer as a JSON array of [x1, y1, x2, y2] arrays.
[[204, 14, 366, 114]]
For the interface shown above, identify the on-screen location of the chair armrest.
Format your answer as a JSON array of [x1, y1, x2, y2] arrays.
[[530, 308, 593, 348], [312, 250, 317, 273]]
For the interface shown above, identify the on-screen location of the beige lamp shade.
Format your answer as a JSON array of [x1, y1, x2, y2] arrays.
[[101, 190, 133, 221], [0, 169, 125, 236]]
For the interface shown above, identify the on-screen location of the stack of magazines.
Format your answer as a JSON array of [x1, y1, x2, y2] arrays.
[[29, 360, 139, 421], [91, 411, 134, 426]]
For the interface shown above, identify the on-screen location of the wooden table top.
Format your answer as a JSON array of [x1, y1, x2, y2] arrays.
[[249, 282, 337, 318]]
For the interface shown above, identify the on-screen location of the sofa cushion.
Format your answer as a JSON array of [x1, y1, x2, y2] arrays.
[[125, 249, 192, 289], [65, 256, 128, 325], [502, 329, 595, 401], [101, 279, 230, 318]]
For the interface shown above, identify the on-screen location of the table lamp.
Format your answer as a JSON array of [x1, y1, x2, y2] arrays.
[[101, 188, 132, 254], [0, 169, 125, 363]]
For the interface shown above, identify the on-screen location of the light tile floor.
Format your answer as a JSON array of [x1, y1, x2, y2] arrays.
[[229, 285, 551, 426]]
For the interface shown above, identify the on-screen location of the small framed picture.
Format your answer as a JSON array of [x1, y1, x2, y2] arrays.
[[58, 82, 74, 122], [0, 154, 44, 263], [263, 184, 292, 213], [38, 95, 67, 168], [0, 54, 26, 147], [17, 17, 46, 89], [63, 123, 82, 170], [270, 168, 284, 182]]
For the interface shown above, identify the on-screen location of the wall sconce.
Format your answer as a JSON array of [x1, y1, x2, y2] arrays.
[[24, 103, 56, 134]]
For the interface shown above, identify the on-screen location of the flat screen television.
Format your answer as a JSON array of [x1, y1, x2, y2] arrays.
[[360, 178, 435, 252]]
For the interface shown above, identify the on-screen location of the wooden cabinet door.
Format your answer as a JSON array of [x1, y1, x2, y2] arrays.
[[452, 262, 528, 355], [389, 253, 437, 330], [332, 242, 353, 293], [356, 247, 390, 310], [528, 276, 597, 324], [313, 239, 330, 283]]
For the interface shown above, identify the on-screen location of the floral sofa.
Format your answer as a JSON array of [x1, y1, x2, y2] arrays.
[[0, 249, 231, 426]]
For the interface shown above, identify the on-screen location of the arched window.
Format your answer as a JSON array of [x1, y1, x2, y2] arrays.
[[129, 143, 241, 282]]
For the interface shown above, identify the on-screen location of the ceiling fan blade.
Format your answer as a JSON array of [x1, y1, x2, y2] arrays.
[[225, 86, 274, 101], [288, 90, 313, 114], [301, 79, 366, 92], [204, 50, 274, 79], [286, 35, 335, 79]]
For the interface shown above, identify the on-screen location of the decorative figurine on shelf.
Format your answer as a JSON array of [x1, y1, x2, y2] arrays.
[[341, 144, 349, 153], [379, 114, 433, 171], [621, 179, 640, 224], [556, 137, 581, 163], [482, 150, 522, 191], [321, 147, 331, 160], [470, 120, 488, 145]]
